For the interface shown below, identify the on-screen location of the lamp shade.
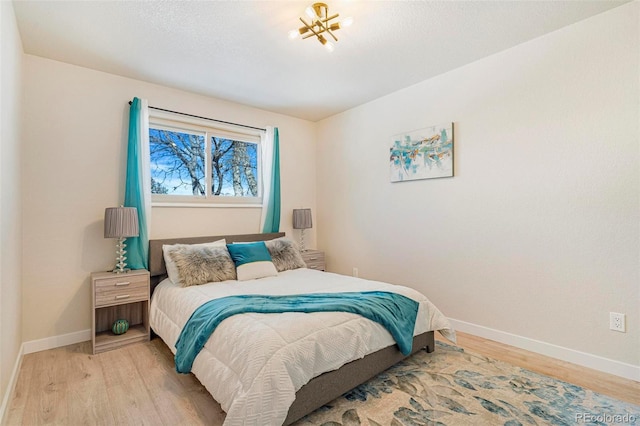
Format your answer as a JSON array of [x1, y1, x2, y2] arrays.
[[104, 207, 139, 238], [292, 208, 312, 230]]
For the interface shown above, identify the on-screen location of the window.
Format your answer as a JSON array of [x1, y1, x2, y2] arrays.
[[149, 112, 262, 206]]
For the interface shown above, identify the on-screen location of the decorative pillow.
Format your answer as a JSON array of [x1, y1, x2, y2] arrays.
[[226, 242, 278, 281], [163, 239, 226, 284], [168, 245, 236, 287], [265, 237, 307, 272]]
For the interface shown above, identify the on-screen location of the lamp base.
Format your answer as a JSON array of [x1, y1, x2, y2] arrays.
[[112, 237, 131, 274], [299, 229, 307, 252]]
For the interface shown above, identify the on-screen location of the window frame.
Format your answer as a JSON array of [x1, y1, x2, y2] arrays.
[[149, 110, 263, 208]]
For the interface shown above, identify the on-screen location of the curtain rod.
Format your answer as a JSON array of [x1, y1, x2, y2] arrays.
[[128, 101, 266, 132]]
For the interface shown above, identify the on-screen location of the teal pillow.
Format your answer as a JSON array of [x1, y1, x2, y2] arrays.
[[227, 242, 278, 281]]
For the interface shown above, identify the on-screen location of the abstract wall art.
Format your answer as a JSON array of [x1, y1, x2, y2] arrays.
[[389, 123, 454, 182]]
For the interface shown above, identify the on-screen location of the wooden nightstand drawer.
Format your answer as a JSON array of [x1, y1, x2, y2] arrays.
[[94, 273, 149, 291], [95, 286, 149, 307], [301, 250, 325, 271]]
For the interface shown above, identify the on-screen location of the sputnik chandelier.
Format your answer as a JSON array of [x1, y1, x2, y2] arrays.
[[288, 2, 353, 52]]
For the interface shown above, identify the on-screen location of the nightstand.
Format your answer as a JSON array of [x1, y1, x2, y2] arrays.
[[301, 249, 325, 271], [91, 269, 150, 354]]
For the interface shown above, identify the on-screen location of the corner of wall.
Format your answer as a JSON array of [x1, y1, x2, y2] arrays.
[[0, 344, 24, 424], [0, 0, 25, 415]]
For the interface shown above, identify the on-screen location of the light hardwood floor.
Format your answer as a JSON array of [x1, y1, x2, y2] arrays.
[[436, 332, 639, 406], [4, 332, 638, 425]]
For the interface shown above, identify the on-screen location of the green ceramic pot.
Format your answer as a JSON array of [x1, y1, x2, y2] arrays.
[[112, 319, 129, 335]]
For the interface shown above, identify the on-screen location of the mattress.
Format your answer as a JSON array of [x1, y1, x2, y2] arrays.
[[149, 267, 455, 425]]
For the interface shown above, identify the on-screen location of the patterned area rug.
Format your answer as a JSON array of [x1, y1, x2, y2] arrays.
[[294, 342, 639, 426]]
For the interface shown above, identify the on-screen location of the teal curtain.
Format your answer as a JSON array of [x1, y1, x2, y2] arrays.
[[124, 97, 149, 269], [262, 127, 281, 233]]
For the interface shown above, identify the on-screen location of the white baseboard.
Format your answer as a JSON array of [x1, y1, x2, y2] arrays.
[[22, 329, 91, 354], [449, 318, 640, 382], [0, 343, 24, 425]]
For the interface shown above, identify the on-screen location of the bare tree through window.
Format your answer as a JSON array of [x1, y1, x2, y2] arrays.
[[149, 129, 205, 195], [212, 137, 258, 197], [150, 127, 259, 199]]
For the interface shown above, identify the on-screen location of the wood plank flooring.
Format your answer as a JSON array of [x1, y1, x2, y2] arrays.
[[436, 332, 639, 406], [4, 332, 638, 425], [6, 339, 225, 426]]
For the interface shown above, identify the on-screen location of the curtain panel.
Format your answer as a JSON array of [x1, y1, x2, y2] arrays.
[[260, 127, 281, 233], [124, 97, 151, 269]]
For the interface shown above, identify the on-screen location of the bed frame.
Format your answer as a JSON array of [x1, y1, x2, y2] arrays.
[[148, 232, 435, 425]]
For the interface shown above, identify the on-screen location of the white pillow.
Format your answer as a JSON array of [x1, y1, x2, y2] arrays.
[[163, 239, 226, 285], [235, 261, 278, 281]]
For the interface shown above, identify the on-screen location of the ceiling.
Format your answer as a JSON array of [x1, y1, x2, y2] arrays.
[[13, 0, 628, 122]]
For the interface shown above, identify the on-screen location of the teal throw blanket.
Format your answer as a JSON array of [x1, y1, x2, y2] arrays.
[[174, 291, 419, 374]]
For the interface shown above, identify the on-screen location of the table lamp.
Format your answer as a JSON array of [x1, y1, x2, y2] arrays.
[[104, 206, 139, 273], [292, 208, 312, 251]]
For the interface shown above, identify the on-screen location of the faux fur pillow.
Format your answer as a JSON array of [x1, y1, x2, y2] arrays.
[[265, 237, 307, 272], [163, 239, 226, 284], [169, 245, 237, 287]]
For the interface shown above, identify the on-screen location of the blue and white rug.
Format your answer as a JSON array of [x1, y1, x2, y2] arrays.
[[295, 342, 639, 425]]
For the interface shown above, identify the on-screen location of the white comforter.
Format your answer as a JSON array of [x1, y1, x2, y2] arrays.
[[149, 268, 455, 426]]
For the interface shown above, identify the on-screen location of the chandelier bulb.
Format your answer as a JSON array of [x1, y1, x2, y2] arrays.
[[324, 42, 335, 52], [288, 30, 300, 40], [305, 6, 317, 19], [342, 16, 354, 27]]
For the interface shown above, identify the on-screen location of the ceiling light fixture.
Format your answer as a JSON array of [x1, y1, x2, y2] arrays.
[[288, 2, 352, 52]]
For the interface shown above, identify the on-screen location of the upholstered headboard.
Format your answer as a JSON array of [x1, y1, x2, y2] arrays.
[[148, 232, 285, 291]]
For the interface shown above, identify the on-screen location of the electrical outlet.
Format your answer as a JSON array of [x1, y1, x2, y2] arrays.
[[352, 267, 359, 277], [609, 312, 626, 332]]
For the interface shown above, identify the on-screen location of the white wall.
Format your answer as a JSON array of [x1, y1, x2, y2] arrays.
[[21, 57, 316, 342], [0, 0, 24, 410], [317, 3, 639, 368]]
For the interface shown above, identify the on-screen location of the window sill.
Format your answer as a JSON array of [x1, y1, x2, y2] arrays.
[[152, 202, 262, 209]]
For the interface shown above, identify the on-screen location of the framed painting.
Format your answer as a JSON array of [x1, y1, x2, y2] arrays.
[[389, 123, 454, 182]]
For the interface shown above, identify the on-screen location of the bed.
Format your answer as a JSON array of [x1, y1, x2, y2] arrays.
[[148, 232, 454, 425]]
